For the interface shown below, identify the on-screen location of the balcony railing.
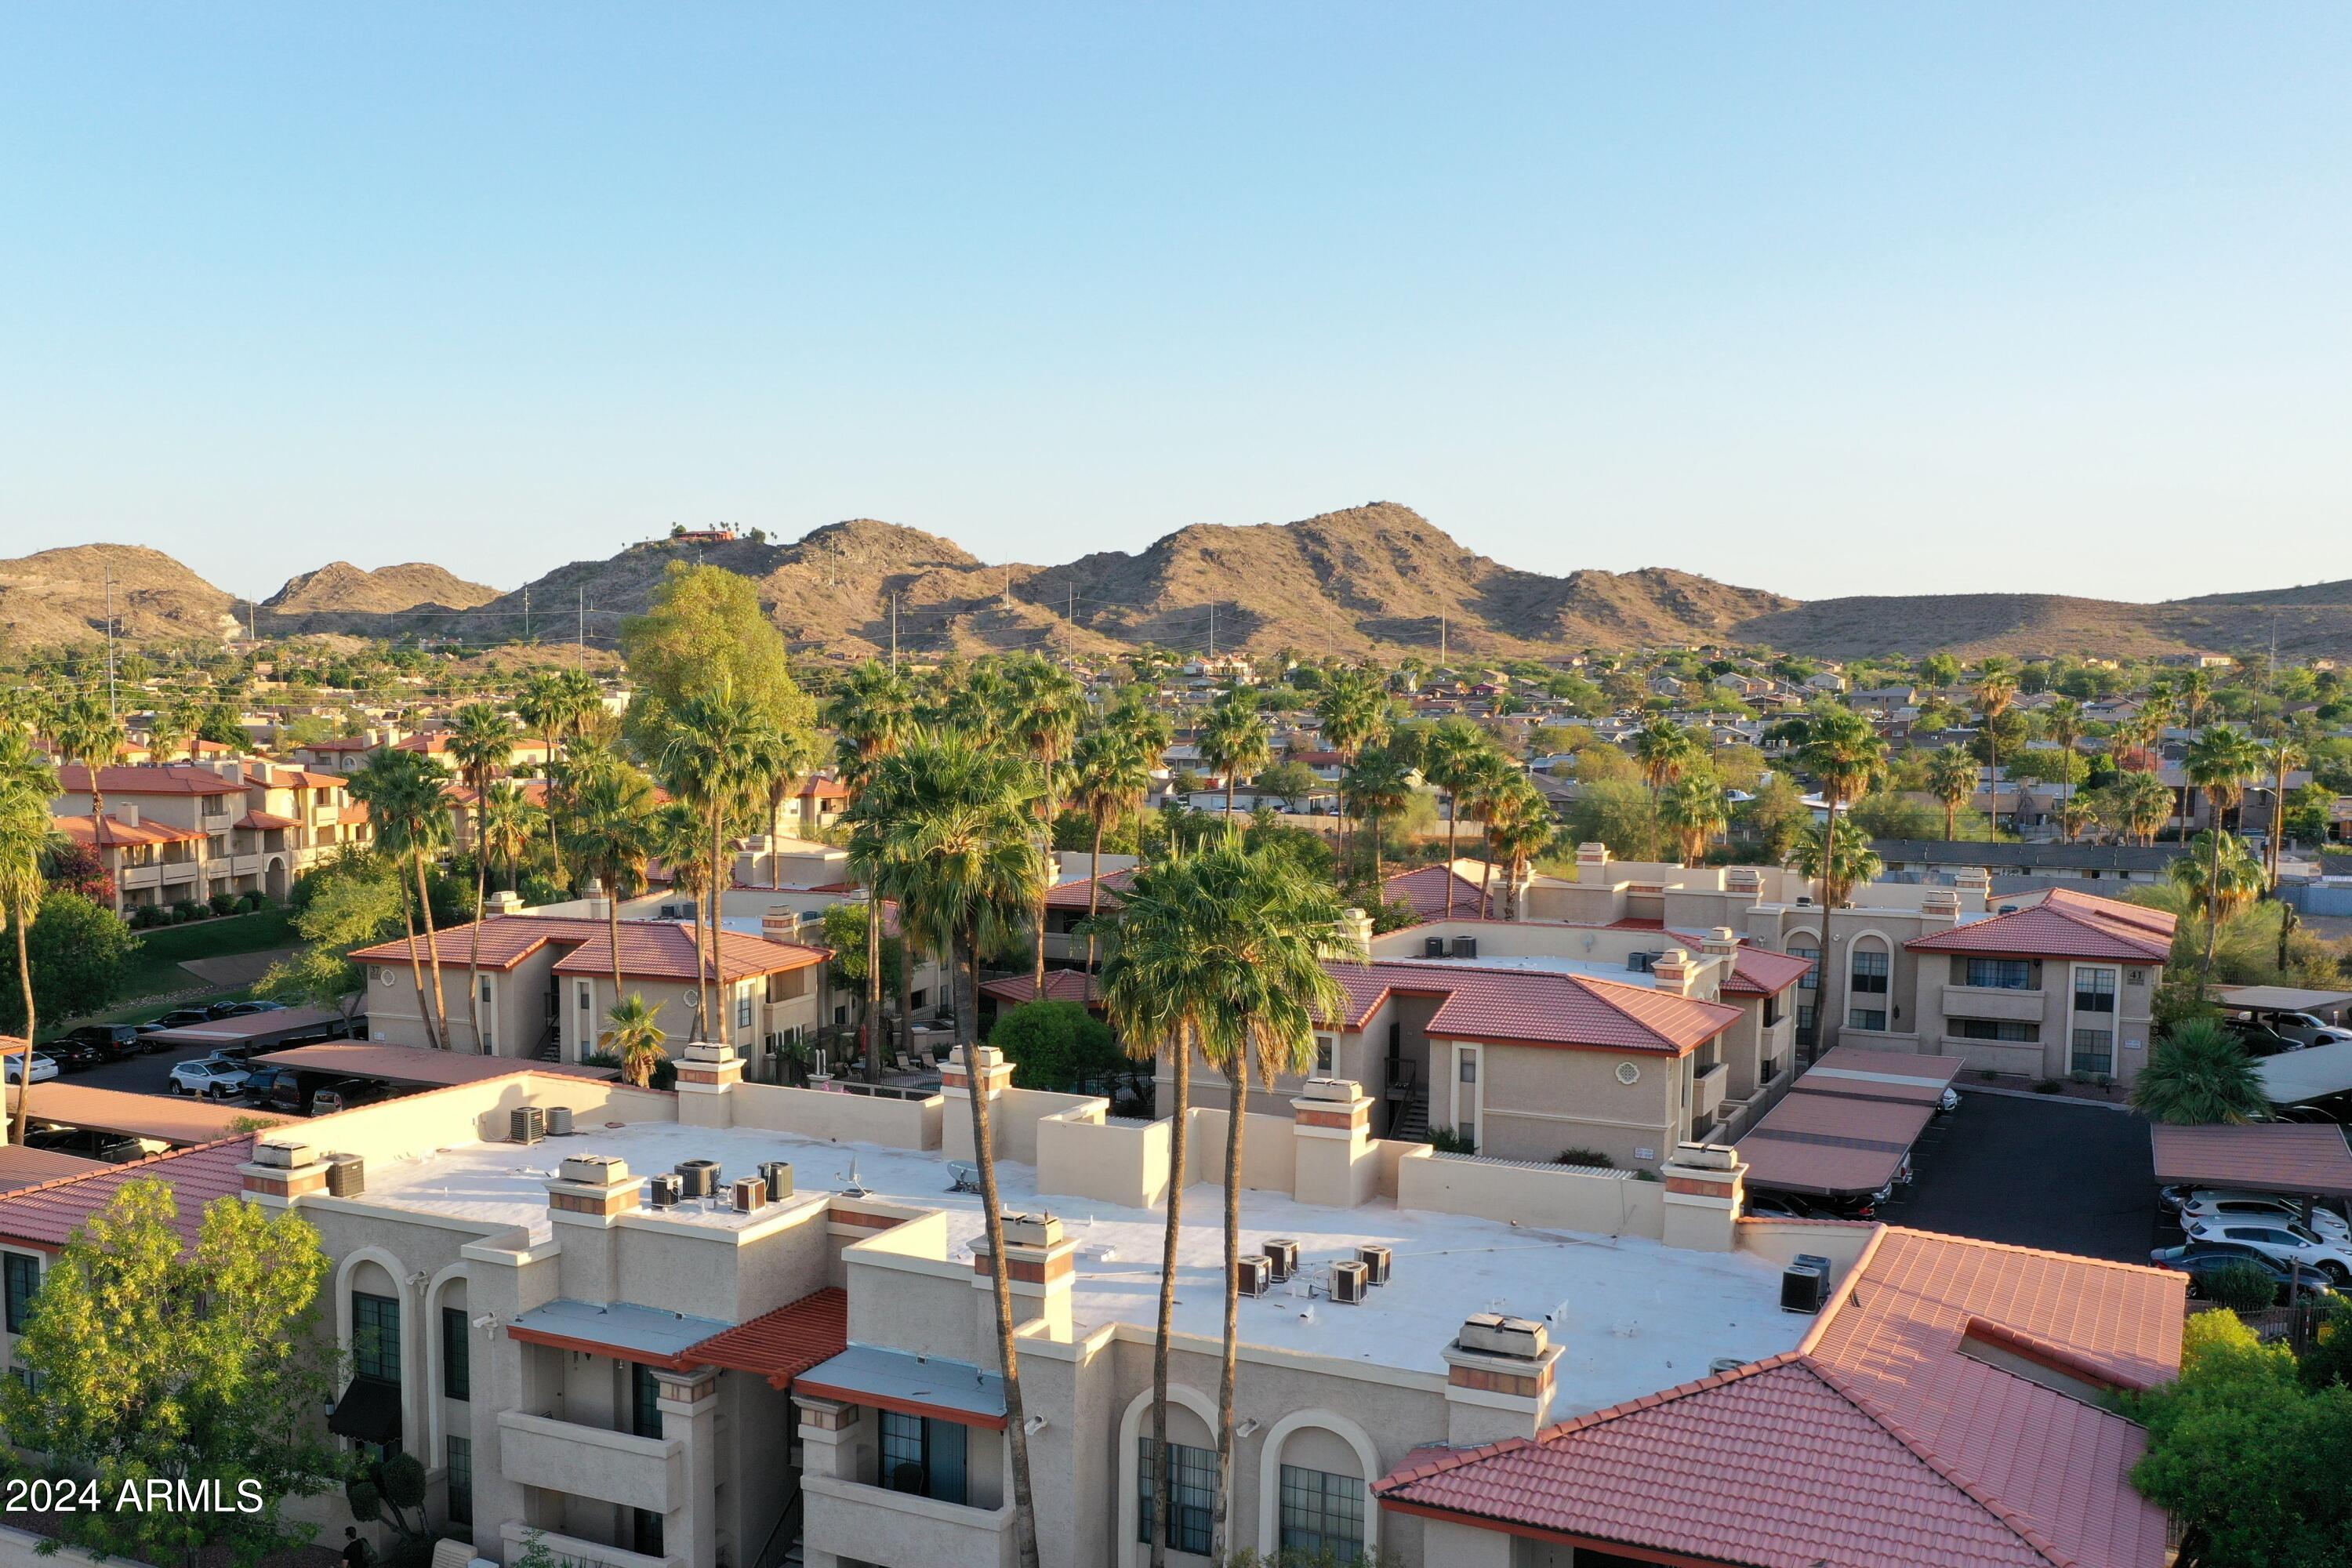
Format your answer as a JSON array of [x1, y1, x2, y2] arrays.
[[496, 1410, 682, 1515], [499, 1522, 679, 1568], [801, 1474, 1014, 1568], [1692, 1061, 1730, 1120]]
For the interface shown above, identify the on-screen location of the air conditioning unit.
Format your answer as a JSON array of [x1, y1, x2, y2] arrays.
[[1423, 936, 1446, 959], [509, 1106, 545, 1145], [1780, 1254, 1832, 1315], [325, 1155, 365, 1198], [731, 1176, 767, 1213], [676, 1159, 721, 1199], [1263, 1239, 1301, 1283], [1627, 952, 1657, 974], [1236, 1254, 1271, 1298], [1795, 895, 1813, 906], [760, 1160, 795, 1202], [1330, 1261, 1369, 1305], [648, 1173, 684, 1208], [1450, 936, 1479, 960], [547, 1106, 575, 1136], [661, 902, 692, 920], [1356, 1243, 1393, 1287]]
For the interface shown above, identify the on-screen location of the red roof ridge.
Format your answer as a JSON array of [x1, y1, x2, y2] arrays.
[[1878, 1221, 2186, 1283], [1794, 1221, 1889, 1355], [0, 1131, 260, 1205], [1800, 1355, 2082, 1568]]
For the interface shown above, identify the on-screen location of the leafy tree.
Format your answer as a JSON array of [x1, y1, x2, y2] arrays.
[[0, 1178, 342, 1568], [619, 561, 817, 740], [255, 870, 405, 1023], [1657, 772, 1730, 864], [2202, 1260, 2284, 1316], [197, 700, 251, 750], [1919, 652, 1960, 688], [1734, 774, 1809, 862], [1921, 745, 1978, 840], [40, 838, 112, 905], [2127, 1308, 2352, 1567], [346, 1451, 436, 1568], [1564, 779, 1659, 862], [0, 890, 135, 1033], [988, 999, 1123, 1091], [1253, 760, 1323, 811], [0, 731, 56, 1135], [2130, 1018, 2270, 1125], [1844, 790, 1945, 844]]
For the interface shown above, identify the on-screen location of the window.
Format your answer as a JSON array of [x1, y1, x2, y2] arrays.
[[1137, 1436, 1215, 1555], [1796, 1003, 1816, 1036], [632, 1509, 662, 1557], [2071, 1029, 2114, 1076], [441, 1308, 469, 1401], [1951, 1018, 2039, 1043], [4, 1253, 38, 1334], [1762, 993, 1783, 1027], [879, 1410, 968, 1505], [2074, 968, 2118, 1014], [1279, 1465, 1365, 1559], [632, 1363, 662, 1439], [1849, 948, 1889, 994], [445, 1436, 472, 1526], [736, 991, 753, 1031], [1961, 957, 2038, 990], [1790, 943, 1820, 989], [575, 980, 592, 1015], [1848, 1008, 1887, 1032], [352, 1293, 401, 1384], [910, 989, 927, 1011], [1458, 1053, 1477, 1084]]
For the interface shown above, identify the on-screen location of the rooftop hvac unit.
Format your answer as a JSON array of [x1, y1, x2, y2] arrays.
[[546, 1106, 575, 1137], [1263, 1239, 1301, 1283], [509, 1106, 545, 1145], [1423, 936, 1446, 959], [1330, 1260, 1370, 1305], [1780, 1254, 1832, 1315], [1235, 1254, 1272, 1298], [1450, 936, 1479, 960], [731, 1176, 768, 1214], [1356, 1243, 1393, 1287], [760, 1160, 795, 1202], [676, 1158, 721, 1199], [325, 1155, 365, 1198], [661, 902, 692, 920], [648, 1173, 684, 1208]]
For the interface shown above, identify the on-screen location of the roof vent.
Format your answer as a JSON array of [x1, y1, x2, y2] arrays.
[[1997, 904, 2019, 915], [1780, 1254, 1832, 1315], [1457, 1313, 1548, 1360], [1708, 1356, 1748, 1375]]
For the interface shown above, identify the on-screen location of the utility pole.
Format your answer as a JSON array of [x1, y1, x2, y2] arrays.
[[890, 593, 898, 673], [577, 586, 586, 669], [1208, 601, 1216, 661], [524, 584, 531, 642], [1439, 614, 1446, 669], [104, 562, 117, 715]]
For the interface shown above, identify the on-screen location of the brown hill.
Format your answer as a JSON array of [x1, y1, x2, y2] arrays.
[[0, 544, 238, 648], [1728, 588, 2352, 662], [262, 561, 499, 618]]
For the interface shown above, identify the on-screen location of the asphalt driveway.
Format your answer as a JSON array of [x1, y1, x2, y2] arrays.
[[1879, 1089, 2166, 1265]]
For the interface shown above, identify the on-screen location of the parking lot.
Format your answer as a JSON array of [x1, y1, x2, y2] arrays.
[[1879, 1089, 2168, 1265]]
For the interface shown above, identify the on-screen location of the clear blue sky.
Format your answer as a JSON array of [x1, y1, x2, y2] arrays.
[[2, 5, 2345, 603]]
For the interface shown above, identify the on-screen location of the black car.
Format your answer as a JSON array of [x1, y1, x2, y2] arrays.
[[308, 1077, 390, 1116], [214, 1000, 287, 1019], [137, 1008, 215, 1035], [2228, 1020, 2304, 1058], [2151, 1241, 2336, 1303], [1744, 1191, 1820, 1220], [40, 1039, 106, 1072], [57, 1024, 145, 1062]]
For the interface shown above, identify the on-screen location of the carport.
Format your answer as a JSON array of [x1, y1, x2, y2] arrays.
[[2150, 1123, 2352, 1200], [1733, 1048, 1965, 1200], [2212, 984, 2352, 1019], [247, 1042, 617, 1087], [137, 1006, 357, 1052], [2256, 1040, 2352, 1107], [5, 1083, 291, 1150]]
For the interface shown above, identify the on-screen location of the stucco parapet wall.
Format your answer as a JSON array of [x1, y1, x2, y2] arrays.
[[495, 1410, 684, 1515], [499, 1522, 681, 1568]]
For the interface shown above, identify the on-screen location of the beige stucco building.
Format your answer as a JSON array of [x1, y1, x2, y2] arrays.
[[54, 759, 373, 911]]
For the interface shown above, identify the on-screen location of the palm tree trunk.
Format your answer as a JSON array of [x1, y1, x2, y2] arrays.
[[770, 793, 784, 891], [467, 853, 487, 1053], [1225, 770, 1236, 822], [413, 852, 449, 1051], [1086, 816, 1106, 975], [1368, 809, 1384, 892], [706, 805, 725, 1047], [1442, 793, 1459, 918], [1479, 822, 1497, 917], [608, 886, 625, 1020], [1033, 793, 1054, 997], [1944, 800, 1956, 841], [394, 875, 433, 1048], [964, 928, 1042, 1568], [1149, 1025, 1191, 1568], [1213, 1049, 1247, 1561], [12, 907, 34, 1145], [2200, 822, 2225, 980], [864, 897, 882, 1083], [898, 930, 916, 1065]]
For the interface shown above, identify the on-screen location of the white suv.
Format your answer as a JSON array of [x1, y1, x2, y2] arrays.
[[2178, 1191, 2351, 1243], [2183, 1219, 2352, 1286]]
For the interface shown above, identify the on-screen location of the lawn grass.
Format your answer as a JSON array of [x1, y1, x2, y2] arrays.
[[115, 906, 297, 997]]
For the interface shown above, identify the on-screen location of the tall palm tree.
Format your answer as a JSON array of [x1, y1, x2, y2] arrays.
[[1314, 666, 1390, 867], [2169, 829, 2270, 941], [1198, 692, 1272, 823], [1922, 746, 1976, 841], [515, 672, 574, 887], [0, 731, 58, 1142], [2257, 728, 2304, 889], [1068, 728, 1152, 973], [745, 724, 819, 887], [1180, 842, 1354, 1560], [1971, 661, 2017, 840], [475, 781, 541, 895], [1417, 720, 1489, 916], [1632, 720, 1700, 859], [1341, 747, 1414, 891], [146, 695, 198, 766], [1657, 773, 1728, 866], [1486, 779, 1556, 920], [655, 684, 767, 1038], [1090, 855, 1218, 1568], [1105, 692, 1175, 770], [1458, 746, 1523, 918], [2185, 725, 2263, 979], [349, 748, 453, 1051], [829, 660, 919, 1065], [2045, 697, 2084, 830], [648, 803, 712, 1040], [445, 703, 515, 1054], [1795, 818, 1883, 906], [601, 993, 669, 1087], [1007, 659, 1086, 993], [872, 731, 1047, 1568], [52, 693, 128, 832], [565, 764, 659, 1011], [1793, 707, 1887, 1059], [2129, 1018, 2268, 1126]]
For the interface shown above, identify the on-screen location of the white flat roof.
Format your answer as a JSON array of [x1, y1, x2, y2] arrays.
[[360, 1121, 1805, 1410]]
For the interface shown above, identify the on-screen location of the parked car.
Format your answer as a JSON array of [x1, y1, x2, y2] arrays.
[[243, 1065, 303, 1107], [2151, 1241, 2336, 1303], [2227, 1010, 2352, 1049], [169, 1058, 253, 1100], [2227, 1019, 2306, 1057], [2177, 1190, 2351, 1243], [2, 1054, 60, 1086], [213, 1000, 286, 1018], [56, 1024, 146, 1062], [1743, 1191, 1820, 1219], [136, 1008, 215, 1035], [40, 1039, 106, 1072], [2182, 1218, 2352, 1285], [307, 1077, 390, 1116]]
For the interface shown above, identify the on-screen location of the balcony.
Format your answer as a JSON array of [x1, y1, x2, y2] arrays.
[[801, 1474, 1014, 1568], [1934, 983, 2046, 1024], [499, 1523, 681, 1568], [496, 1410, 682, 1515], [1692, 1061, 1729, 1121]]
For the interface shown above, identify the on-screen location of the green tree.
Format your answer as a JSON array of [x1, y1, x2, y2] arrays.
[[0, 730, 56, 1139], [1314, 665, 1391, 868], [1657, 772, 1730, 865], [2184, 726, 2265, 980], [2130, 1018, 2270, 1125], [1006, 657, 1086, 993], [1795, 818, 1883, 906], [0, 1178, 342, 1568], [255, 869, 405, 1025], [0, 891, 135, 1036], [1069, 728, 1152, 973], [987, 998, 1122, 1091], [619, 561, 818, 739], [445, 702, 514, 1052], [1921, 746, 1977, 841], [1632, 720, 1702, 858], [564, 763, 659, 1011], [1844, 790, 1946, 844], [1341, 746, 1415, 891], [2098, 768, 2173, 847], [1200, 690, 1273, 823], [1919, 652, 1960, 688], [52, 691, 129, 826], [654, 682, 767, 1037], [830, 659, 920, 1071], [1970, 659, 2018, 836]]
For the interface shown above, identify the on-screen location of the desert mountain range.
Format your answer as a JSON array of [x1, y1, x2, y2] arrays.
[[5, 503, 2351, 662]]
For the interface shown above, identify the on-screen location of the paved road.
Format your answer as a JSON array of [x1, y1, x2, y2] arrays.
[[1879, 1090, 2172, 1265]]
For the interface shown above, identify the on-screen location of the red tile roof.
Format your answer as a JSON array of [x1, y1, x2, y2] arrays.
[[1327, 961, 1740, 1055], [687, 1287, 849, 1389], [53, 813, 206, 848], [56, 763, 246, 797], [353, 914, 825, 982], [1721, 944, 1815, 996], [2148, 1122, 2352, 1198], [236, 809, 303, 831], [980, 970, 1100, 1006], [0, 1145, 107, 1194], [1044, 867, 1135, 910], [1907, 888, 2174, 964], [0, 1137, 261, 1252], [1377, 1226, 2184, 1568], [1381, 864, 1500, 921]]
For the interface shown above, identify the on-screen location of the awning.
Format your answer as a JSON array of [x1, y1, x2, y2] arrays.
[[328, 1377, 401, 1443], [2151, 1123, 2352, 1199], [507, 1299, 731, 1369], [685, 1287, 848, 1391], [2213, 985, 2352, 1014], [794, 1345, 1007, 1430], [2258, 1040, 2352, 1106]]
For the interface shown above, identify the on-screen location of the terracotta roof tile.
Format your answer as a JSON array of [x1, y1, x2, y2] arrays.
[[354, 915, 825, 982], [1327, 961, 1740, 1054], [0, 1137, 260, 1252], [235, 809, 303, 831], [1381, 864, 1500, 920], [979, 970, 1099, 1005], [53, 813, 207, 848], [1907, 889, 2174, 964], [56, 762, 247, 796], [1044, 867, 1134, 910], [686, 1287, 848, 1388]]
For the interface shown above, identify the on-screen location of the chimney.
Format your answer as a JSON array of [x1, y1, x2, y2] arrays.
[[118, 800, 139, 828], [942, 1047, 1013, 1166], [1331, 906, 1373, 956], [1919, 887, 1963, 928], [241, 1138, 329, 1203], [1700, 927, 1740, 960], [1724, 866, 1763, 898], [972, 1212, 1077, 1344], [1951, 867, 1992, 909], [1292, 1078, 1377, 1208], [760, 906, 801, 945], [211, 759, 243, 783], [673, 1040, 742, 1127], [1660, 1142, 1746, 1253], [1443, 1312, 1562, 1444], [546, 1155, 637, 1222], [1650, 948, 1697, 996], [485, 889, 524, 916], [1573, 842, 1610, 884]]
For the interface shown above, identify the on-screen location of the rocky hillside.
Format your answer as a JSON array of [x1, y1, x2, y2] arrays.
[[0, 544, 239, 647], [262, 561, 499, 616]]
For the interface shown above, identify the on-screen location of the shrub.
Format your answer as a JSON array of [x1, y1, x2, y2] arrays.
[[1428, 1127, 1477, 1155], [1976, 1068, 1999, 1081], [1553, 1147, 1615, 1168], [171, 899, 206, 924], [2201, 1261, 2281, 1315], [208, 891, 240, 916], [2033, 1077, 2063, 1094], [579, 1049, 676, 1092]]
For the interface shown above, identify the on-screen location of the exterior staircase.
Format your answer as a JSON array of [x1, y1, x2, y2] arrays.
[[1390, 1093, 1429, 1142]]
